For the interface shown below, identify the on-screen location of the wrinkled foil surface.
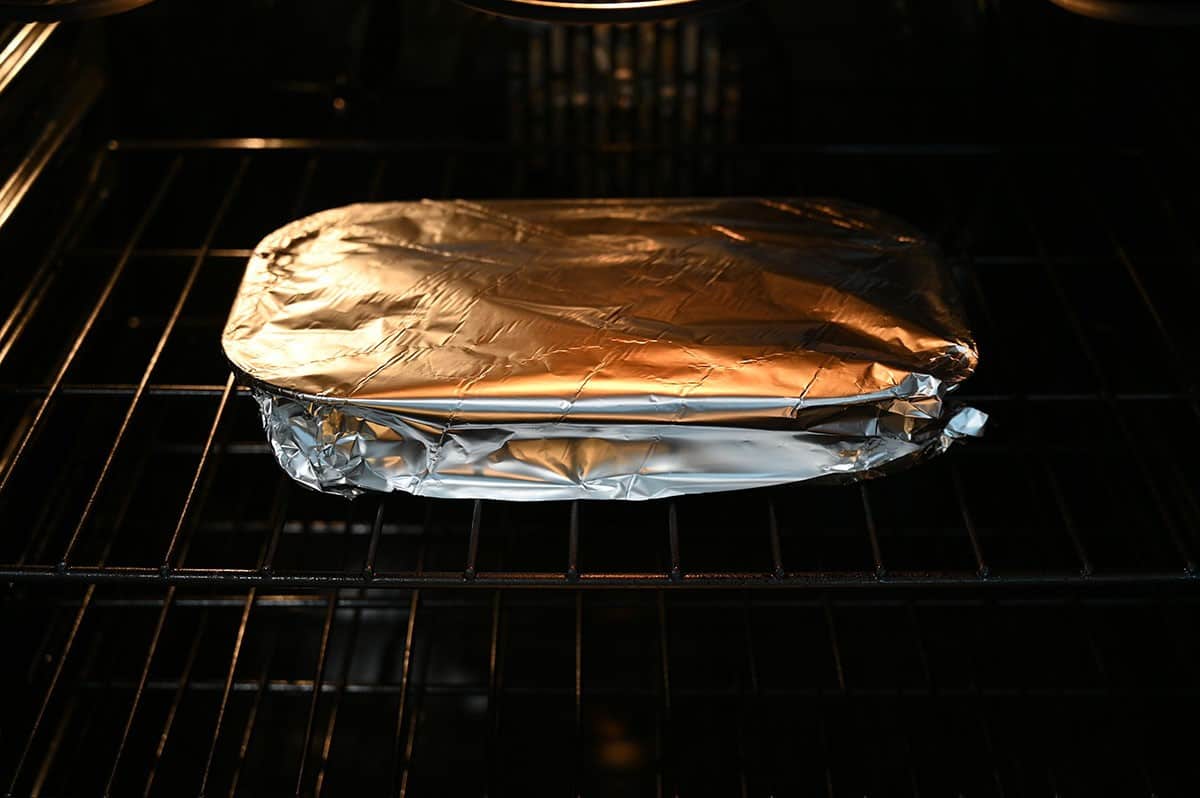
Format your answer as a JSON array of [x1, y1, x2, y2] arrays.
[[223, 198, 985, 500]]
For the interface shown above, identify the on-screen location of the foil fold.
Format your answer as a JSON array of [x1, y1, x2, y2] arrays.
[[223, 198, 984, 500]]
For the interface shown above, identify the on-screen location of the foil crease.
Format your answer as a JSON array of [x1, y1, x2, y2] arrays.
[[223, 198, 985, 500]]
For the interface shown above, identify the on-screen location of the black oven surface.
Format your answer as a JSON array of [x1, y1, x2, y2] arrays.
[[0, 0, 1198, 795]]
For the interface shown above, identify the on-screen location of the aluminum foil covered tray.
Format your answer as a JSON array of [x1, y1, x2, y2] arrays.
[[222, 198, 985, 500]]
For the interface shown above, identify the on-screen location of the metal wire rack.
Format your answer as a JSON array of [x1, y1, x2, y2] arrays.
[[2, 584, 1198, 796], [0, 138, 1197, 591]]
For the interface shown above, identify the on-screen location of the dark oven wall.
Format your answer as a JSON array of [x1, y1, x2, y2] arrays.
[[1, 1, 1199, 797], [97, 0, 1200, 142]]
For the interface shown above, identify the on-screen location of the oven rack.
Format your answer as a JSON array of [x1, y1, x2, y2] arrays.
[[3, 585, 1198, 796], [0, 138, 1197, 591]]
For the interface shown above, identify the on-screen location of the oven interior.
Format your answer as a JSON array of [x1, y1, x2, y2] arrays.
[[1, 0, 1199, 795]]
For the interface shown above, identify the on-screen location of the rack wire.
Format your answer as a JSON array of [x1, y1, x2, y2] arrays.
[[2, 583, 1198, 796], [0, 138, 1197, 591]]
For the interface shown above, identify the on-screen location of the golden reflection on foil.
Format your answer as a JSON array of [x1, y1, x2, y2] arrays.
[[224, 198, 984, 500]]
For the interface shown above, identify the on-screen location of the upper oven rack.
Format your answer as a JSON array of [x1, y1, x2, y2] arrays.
[[0, 137, 1197, 591]]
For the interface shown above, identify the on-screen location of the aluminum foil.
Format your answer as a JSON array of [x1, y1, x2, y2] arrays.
[[223, 198, 985, 500]]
